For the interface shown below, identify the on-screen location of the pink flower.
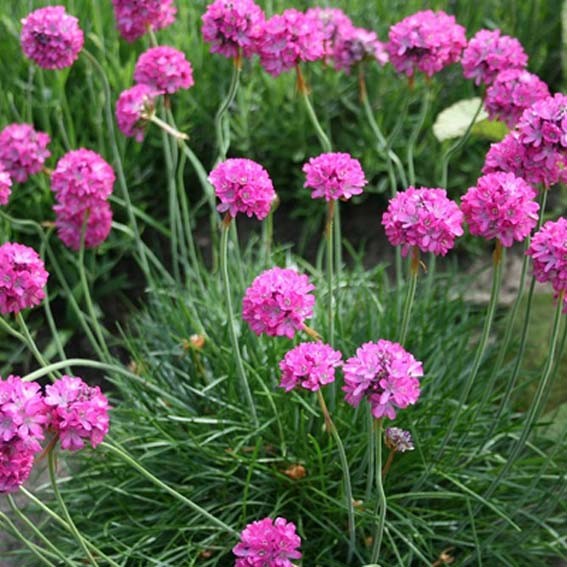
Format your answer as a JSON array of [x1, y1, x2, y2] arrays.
[[233, 517, 302, 567], [0, 123, 50, 183], [201, 0, 265, 59], [485, 70, 550, 128], [0, 165, 12, 206], [209, 158, 276, 220], [343, 340, 423, 420], [385, 427, 414, 453], [382, 187, 464, 256], [517, 94, 567, 152], [134, 46, 194, 94], [279, 342, 342, 392], [116, 84, 160, 142], [257, 9, 325, 77], [387, 10, 466, 77], [462, 29, 527, 86], [0, 443, 35, 493], [333, 26, 388, 73], [21, 6, 84, 70], [0, 243, 48, 315], [303, 152, 367, 201], [306, 7, 352, 59], [45, 376, 110, 451], [461, 172, 539, 247], [242, 267, 315, 339], [112, 0, 176, 42]]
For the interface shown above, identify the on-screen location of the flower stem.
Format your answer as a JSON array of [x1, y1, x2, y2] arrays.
[[215, 56, 241, 164], [326, 201, 335, 347], [407, 88, 431, 187], [382, 449, 396, 479], [148, 114, 188, 140], [15, 313, 51, 371], [370, 419, 387, 563], [399, 248, 420, 344]]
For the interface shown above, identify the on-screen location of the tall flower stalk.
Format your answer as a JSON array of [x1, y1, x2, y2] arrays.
[[370, 419, 387, 563]]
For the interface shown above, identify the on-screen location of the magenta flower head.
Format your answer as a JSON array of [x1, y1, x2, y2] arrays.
[[485, 70, 550, 128], [257, 9, 325, 77], [116, 84, 160, 142], [461, 172, 539, 247], [387, 10, 466, 78], [0, 165, 12, 206], [0, 243, 48, 315], [382, 187, 464, 256], [134, 46, 194, 94], [201, 0, 265, 60], [279, 342, 343, 392], [21, 6, 84, 70], [306, 7, 352, 59], [233, 517, 302, 567], [385, 427, 414, 453], [343, 340, 423, 420], [0, 443, 35, 493], [461, 29, 527, 86], [45, 376, 110, 451], [242, 267, 315, 339], [0, 123, 50, 183], [333, 26, 388, 74], [209, 158, 276, 220], [303, 152, 367, 201], [112, 0, 176, 42]]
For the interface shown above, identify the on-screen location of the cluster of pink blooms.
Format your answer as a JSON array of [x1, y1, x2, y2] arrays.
[[116, 84, 160, 142], [20, 6, 84, 70], [111, 0, 176, 42], [461, 29, 528, 86], [382, 187, 464, 256], [386, 10, 467, 77], [279, 342, 342, 392], [333, 26, 388, 74], [233, 517, 302, 567], [385, 427, 414, 453], [209, 158, 276, 220], [242, 267, 315, 339], [0, 123, 50, 184], [0, 165, 12, 206], [303, 152, 367, 201], [134, 46, 194, 94], [306, 7, 352, 60], [343, 340, 423, 420], [0, 243, 48, 315]]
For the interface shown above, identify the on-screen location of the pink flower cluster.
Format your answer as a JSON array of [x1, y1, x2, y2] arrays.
[[134, 46, 194, 94], [461, 173, 539, 247], [116, 84, 160, 142], [0, 243, 48, 315], [279, 342, 342, 392], [0, 444, 35, 493], [343, 340, 423, 420], [385, 427, 414, 453], [242, 267, 315, 339], [306, 7, 352, 60], [333, 26, 389, 74], [233, 517, 302, 567], [485, 70, 550, 127], [0, 123, 51, 184], [387, 10, 467, 77], [303, 152, 367, 201], [209, 158, 276, 220], [112, 0, 176, 42], [382, 187, 464, 256], [0, 165, 12, 206], [20, 6, 84, 70]]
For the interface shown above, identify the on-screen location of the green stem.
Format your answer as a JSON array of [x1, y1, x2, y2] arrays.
[[16, 313, 51, 369], [326, 201, 335, 347], [407, 89, 431, 187], [399, 248, 420, 344], [365, 407, 376, 501], [370, 419, 387, 563], [215, 59, 241, 163]]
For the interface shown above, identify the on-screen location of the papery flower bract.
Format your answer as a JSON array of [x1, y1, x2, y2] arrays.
[[209, 158, 276, 220], [461, 172, 539, 247], [201, 0, 265, 59], [0, 123, 51, 183], [382, 187, 464, 256], [333, 26, 388, 73], [461, 29, 527, 86], [386, 10, 466, 77], [279, 342, 342, 392], [233, 517, 302, 567], [343, 340, 423, 420], [0, 442, 35, 493], [242, 267, 315, 339], [45, 376, 110, 451], [112, 0, 176, 42], [134, 46, 194, 94], [303, 152, 367, 201], [306, 7, 352, 59], [0, 243, 48, 315], [116, 84, 160, 142], [0, 165, 12, 206], [21, 6, 84, 70], [385, 427, 414, 452]]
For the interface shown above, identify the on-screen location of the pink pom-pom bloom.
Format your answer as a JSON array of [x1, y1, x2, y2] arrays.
[[333, 26, 389, 73], [116, 84, 160, 142], [209, 158, 276, 220], [0, 443, 35, 493], [387, 10, 466, 78], [461, 172, 539, 247], [279, 342, 343, 392], [45, 376, 110, 451], [257, 9, 325, 77], [343, 340, 423, 420], [0, 165, 12, 206], [382, 187, 464, 256], [461, 29, 528, 86], [242, 267, 315, 339], [112, 0, 176, 42], [0, 123, 50, 183], [303, 152, 367, 201], [0, 243, 48, 315], [485, 70, 550, 128], [21, 6, 84, 70], [306, 7, 352, 59], [134, 46, 194, 94], [233, 517, 302, 567], [201, 0, 265, 60]]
